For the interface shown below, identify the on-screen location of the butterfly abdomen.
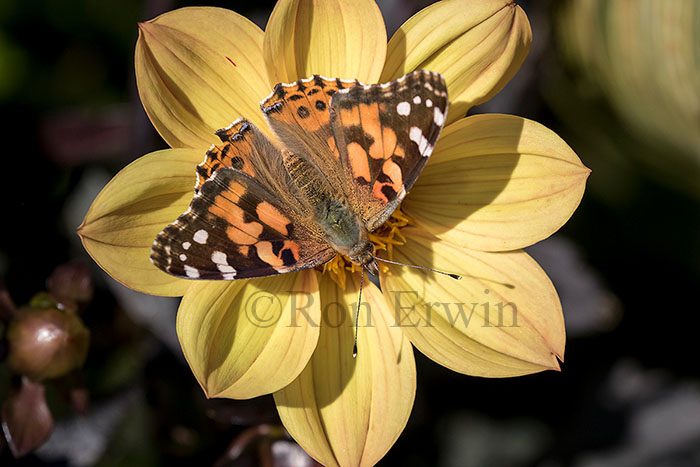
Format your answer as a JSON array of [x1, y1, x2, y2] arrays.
[[284, 151, 367, 258]]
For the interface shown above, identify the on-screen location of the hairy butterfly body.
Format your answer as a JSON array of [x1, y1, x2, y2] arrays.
[[150, 70, 448, 281]]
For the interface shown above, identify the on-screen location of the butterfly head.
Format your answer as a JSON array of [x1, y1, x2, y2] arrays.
[[348, 241, 378, 277]]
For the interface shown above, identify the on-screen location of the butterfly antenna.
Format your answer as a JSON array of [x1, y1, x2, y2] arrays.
[[353, 267, 364, 358], [374, 257, 462, 280]]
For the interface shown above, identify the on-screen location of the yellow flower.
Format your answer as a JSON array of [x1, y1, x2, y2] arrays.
[[78, 1, 589, 465]]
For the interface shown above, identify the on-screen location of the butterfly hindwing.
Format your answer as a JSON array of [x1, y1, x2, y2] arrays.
[[330, 70, 448, 231], [261, 75, 361, 199], [151, 167, 335, 280], [195, 119, 309, 212]]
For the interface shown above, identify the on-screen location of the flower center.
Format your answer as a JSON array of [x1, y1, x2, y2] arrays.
[[323, 207, 410, 289]]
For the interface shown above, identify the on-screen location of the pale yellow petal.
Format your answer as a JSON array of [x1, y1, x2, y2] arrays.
[[263, 0, 387, 84], [275, 274, 415, 466], [178, 271, 320, 399], [404, 114, 589, 252], [136, 7, 271, 149], [383, 227, 564, 377], [381, 0, 531, 125], [78, 149, 202, 297]]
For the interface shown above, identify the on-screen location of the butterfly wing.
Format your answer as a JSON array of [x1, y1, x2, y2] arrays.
[[196, 118, 305, 209], [151, 120, 334, 280], [261, 75, 361, 200], [261, 71, 448, 233], [329, 70, 448, 231]]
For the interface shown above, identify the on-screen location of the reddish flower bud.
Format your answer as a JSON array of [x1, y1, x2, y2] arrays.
[[6, 307, 90, 380], [46, 261, 93, 304]]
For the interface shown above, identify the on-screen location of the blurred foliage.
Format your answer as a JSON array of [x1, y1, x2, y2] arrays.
[[552, 0, 700, 201]]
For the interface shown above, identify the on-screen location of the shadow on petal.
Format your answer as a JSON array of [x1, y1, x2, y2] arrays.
[[402, 113, 521, 254], [405, 114, 588, 252], [264, 0, 386, 84], [178, 271, 321, 400], [274, 275, 416, 466], [383, 226, 565, 377]]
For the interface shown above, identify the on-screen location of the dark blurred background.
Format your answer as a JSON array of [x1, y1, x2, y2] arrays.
[[1, 0, 699, 466]]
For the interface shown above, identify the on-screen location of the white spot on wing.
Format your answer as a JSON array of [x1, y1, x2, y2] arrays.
[[212, 251, 237, 277], [433, 107, 445, 126], [182, 242, 191, 250], [184, 265, 200, 278], [193, 229, 208, 244], [426, 99, 433, 108], [409, 126, 433, 156], [179, 254, 187, 261], [211, 251, 226, 264], [396, 102, 411, 116], [409, 127, 422, 145], [413, 96, 421, 104]]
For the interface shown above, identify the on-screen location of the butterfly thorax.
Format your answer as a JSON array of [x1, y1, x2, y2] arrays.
[[315, 197, 378, 274], [285, 151, 379, 274]]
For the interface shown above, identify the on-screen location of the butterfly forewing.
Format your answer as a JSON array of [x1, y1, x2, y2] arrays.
[[329, 70, 448, 231], [151, 168, 334, 280]]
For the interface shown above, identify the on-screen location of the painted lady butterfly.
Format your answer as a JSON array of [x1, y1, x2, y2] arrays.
[[150, 70, 448, 282]]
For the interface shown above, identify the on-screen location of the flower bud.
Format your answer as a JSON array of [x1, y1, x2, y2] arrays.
[[46, 261, 93, 304], [6, 307, 90, 380]]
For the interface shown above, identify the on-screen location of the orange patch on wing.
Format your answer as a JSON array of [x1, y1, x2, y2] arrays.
[[196, 142, 256, 191], [224, 141, 256, 177], [226, 223, 262, 245], [360, 104, 381, 156], [255, 201, 290, 236], [221, 181, 245, 204], [327, 136, 340, 159], [372, 160, 403, 202], [382, 159, 402, 189], [357, 103, 397, 160], [359, 103, 381, 132], [347, 142, 371, 182], [268, 87, 332, 132], [339, 106, 361, 127], [209, 193, 263, 245], [369, 127, 398, 160], [238, 245, 250, 256], [255, 241, 300, 268]]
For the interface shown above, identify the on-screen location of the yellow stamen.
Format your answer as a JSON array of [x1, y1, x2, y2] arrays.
[[323, 207, 411, 289]]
